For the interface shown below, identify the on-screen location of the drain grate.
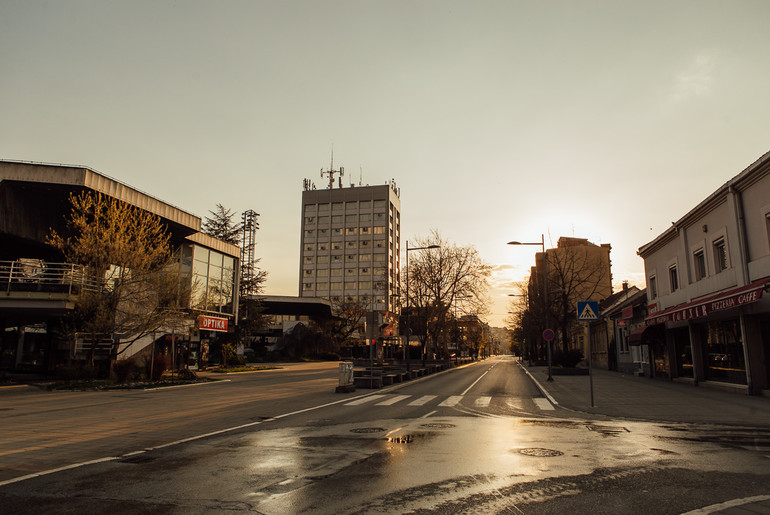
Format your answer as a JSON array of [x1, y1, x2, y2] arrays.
[[420, 423, 456, 429], [387, 435, 414, 444], [350, 427, 386, 434], [517, 447, 564, 457]]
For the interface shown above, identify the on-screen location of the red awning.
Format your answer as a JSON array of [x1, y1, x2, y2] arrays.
[[628, 326, 646, 345], [645, 278, 769, 326]]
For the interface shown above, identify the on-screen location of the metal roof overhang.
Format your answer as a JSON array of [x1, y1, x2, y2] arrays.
[[645, 278, 769, 327]]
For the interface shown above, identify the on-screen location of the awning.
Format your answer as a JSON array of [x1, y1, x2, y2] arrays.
[[628, 326, 646, 344], [645, 278, 769, 327]]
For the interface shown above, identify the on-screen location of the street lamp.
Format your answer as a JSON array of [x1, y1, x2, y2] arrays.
[[404, 241, 440, 370], [508, 235, 553, 382]]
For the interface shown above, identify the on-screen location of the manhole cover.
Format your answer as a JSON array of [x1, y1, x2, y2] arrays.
[[517, 448, 564, 457], [387, 435, 414, 444], [420, 423, 455, 429], [350, 427, 386, 434]]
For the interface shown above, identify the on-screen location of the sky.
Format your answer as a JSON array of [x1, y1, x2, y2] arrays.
[[3, 0, 770, 327]]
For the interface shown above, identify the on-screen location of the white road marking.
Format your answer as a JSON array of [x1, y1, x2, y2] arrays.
[[408, 395, 437, 406], [439, 395, 463, 407], [345, 395, 386, 406], [376, 395, 411, 406], [506, 399, 524, 410], [474, 396, 492, 407], [533, 398, 555, 411]]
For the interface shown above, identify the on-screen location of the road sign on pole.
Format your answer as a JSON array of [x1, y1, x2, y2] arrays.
[[542, 328, 555, 341], [577, 301, 599, 321]]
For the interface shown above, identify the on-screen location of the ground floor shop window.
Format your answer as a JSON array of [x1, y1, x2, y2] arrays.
[[701, 319, 746, 385], [673, 327, 693, 378], [652, 339, 669, 378]]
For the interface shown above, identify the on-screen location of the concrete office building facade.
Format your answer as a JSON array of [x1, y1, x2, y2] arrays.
[[299, 181, 401, 321]]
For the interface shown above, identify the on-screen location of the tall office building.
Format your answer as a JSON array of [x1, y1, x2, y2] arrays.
[[299, 173, 401, 321]]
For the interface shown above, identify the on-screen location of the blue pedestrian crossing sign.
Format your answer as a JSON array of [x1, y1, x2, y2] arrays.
[[577, 301, 599, 321]]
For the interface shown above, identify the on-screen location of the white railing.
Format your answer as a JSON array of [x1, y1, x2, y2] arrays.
[[0, 259, 100, 296]]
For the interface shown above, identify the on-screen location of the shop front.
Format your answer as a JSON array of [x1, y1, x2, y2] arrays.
[[645, 279, 769, 391]]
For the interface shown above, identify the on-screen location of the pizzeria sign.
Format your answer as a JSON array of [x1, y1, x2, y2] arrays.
[[646, 279, 768, 326]]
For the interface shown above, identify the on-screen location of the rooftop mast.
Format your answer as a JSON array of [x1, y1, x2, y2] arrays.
[[320, 146, 344, 189]]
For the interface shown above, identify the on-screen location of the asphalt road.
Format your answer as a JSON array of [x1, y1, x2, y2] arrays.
[[1, 357, 769, 514]]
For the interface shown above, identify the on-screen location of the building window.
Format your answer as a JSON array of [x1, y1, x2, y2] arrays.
[[346, 214, 357, 224], [713, 237, 728, 272], [649, 276, 657, 299], [346, 268, 356, 276], [374, 212, 385, 221], [304, 244, 313, 252], [316, 282, 327, 290], [346, 241, 357, 249], [694, 249, 707, 281], [331, 269, 343, 277], [359, 254, 371, 262], [374, 200, 386, 209], [375, 239, 386, 248], [317, 269, 328, 277], [360, 227, 371, 235], [346, 228, 358, 236], [668, 265, 679, 292], [360, 200, 371, 210], [317, 256, 329, 264], [304, 216, 315, 224], [332, 228, 342, 237], [303, 283, 313, 291], [361, 239, 370, 247], [332, 255, 341, 264], [318, 204, 329, 212], [318, 243, 327, 251], [346, 255, 357, 263], [318, 229, 328, 237], [304, 204, 315, 214], [318, 215, 329, 224], [304, 269, 313, 277], [330, 282, 342, 291], [332, 202, 343, 211], [360, 213, 371, 222], [332, 215, 342, 224], [374, 226, 386, 234], [305, 230, 314, 238]]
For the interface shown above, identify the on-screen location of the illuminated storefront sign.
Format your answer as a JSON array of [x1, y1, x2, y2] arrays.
[[198, 315, 229, 332]]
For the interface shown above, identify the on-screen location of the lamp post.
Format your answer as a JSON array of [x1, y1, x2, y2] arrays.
[[404, 241, 440, 371], [508, 235, 553, 382]]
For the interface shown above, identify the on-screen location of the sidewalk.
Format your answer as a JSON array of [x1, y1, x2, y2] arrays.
[[524, 363, 770, 427]]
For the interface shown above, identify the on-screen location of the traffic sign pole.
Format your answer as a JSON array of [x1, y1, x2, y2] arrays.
[[542, 328, 554, 382]]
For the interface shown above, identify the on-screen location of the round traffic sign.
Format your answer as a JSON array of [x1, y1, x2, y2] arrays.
[[542, 329, 555, 341]]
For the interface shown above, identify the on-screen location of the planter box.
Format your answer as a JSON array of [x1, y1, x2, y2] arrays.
[[548, 367, 589, 376]]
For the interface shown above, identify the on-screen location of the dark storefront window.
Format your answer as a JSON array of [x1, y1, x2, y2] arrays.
[[702, 320, 746, 385], [673, 327, 693, 378]]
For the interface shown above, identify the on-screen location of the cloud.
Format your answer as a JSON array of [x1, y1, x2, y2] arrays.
[[667, 53, 716, 106]]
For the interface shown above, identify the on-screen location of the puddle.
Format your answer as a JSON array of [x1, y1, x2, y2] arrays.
[[516, 448, 564, 457]]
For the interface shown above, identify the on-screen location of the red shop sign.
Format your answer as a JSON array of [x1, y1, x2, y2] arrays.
[[199, 315, 229, 332]]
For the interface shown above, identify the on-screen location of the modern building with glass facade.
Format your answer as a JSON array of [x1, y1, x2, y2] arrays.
[[299, 180, 401, 326], [638, 150, 770, 394], [0, 160, 239, 370]]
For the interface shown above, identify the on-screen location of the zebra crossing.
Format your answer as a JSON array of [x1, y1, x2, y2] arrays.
[[344, 393, 554, 411]]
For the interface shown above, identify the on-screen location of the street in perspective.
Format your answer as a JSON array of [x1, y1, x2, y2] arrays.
[[4, 2, 770, 514], [2, 357, 770, 514]]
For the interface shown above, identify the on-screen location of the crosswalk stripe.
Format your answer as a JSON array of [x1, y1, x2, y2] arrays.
[[377, 395, 411, 406], [506, 399, 524, 410], [439, 395, 463, 407], [345, 395, 386, 406], [408, 395, 437, 406], [533, 398, 555, 411], [474, 396, 492, 407]]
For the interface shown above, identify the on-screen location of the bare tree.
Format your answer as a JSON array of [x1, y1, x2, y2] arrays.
[[540, 240, 612, 353], [48, 192, 191, 366], [406, 230, 492, 361]]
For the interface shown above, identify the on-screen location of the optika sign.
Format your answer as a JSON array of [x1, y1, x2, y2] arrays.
[[198, 316, 228, 332]]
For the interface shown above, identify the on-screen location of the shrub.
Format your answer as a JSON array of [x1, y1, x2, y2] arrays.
[[552, 349, 584, 368], [112, 357, 139, 383], [148, 353, 170, 381]]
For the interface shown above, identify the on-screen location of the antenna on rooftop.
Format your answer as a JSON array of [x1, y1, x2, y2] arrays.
[[359, 166, 363, 186], [320, 145, 344, 189]]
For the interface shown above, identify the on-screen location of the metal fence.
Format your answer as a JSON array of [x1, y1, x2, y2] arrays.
[[0, 259, 100, 296]]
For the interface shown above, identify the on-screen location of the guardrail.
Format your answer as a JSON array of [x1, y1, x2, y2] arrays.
[[0, 259, 100, 296]]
